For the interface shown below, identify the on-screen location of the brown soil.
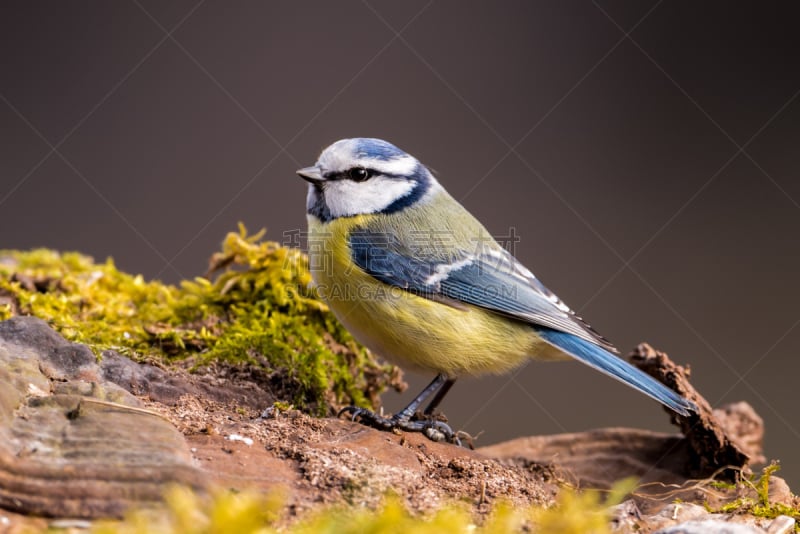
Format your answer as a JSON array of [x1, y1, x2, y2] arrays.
[[146, 395, 559, 519]]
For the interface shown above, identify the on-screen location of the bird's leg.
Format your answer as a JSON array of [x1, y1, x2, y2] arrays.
[[422, 377, 455, 416], [390, 373, 449, 422], [338, 373, 460, 444]]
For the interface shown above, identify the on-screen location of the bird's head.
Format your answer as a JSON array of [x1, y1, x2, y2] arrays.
[[297, 138, 437, 221]]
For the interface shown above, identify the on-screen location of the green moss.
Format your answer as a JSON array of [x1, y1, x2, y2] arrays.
[[708, 463, 799, 530], [89, 480, 635, 534], [271, 400, 293, 412], [0, 224, 400, 415], [530, 478, 636, 534], [90, 486, 285, 534], [708, 480, 738, 491]]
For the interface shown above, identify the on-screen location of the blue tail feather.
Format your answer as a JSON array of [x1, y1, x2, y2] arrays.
[[536, 328, 696, 416]]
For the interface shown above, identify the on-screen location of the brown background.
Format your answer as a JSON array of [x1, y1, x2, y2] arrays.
[[2, 2, 799, 486]]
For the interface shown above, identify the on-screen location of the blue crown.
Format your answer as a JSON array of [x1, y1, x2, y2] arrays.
[[353, 138, 408, 161]]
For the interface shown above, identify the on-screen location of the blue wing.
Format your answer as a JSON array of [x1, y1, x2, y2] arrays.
[[349, 229, 696, 415], [349, 229, 616, 351]]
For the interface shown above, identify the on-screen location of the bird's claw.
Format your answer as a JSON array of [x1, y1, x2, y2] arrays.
[[337, 406, 395, 430], [337, 405, 461, 446]]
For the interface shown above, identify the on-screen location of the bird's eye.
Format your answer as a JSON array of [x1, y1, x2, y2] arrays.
[[348, 167, 371, 182]]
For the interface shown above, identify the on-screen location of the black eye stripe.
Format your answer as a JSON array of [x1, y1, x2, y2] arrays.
[[324, 168, 378, 182], [320, 168, 419, 182]]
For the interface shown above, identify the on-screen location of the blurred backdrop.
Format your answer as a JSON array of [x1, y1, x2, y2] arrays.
[[2, 1, 799, 486]]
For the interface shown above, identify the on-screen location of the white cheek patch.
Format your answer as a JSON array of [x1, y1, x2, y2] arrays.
[[324, 176, 416, 218]]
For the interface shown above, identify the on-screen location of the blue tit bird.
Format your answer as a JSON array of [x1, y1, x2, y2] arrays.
[[297, 138, 696, 443]]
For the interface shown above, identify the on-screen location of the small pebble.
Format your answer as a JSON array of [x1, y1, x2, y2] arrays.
[[424, 427, 445, 442], [767, 477, 794, 506], [655, 519, 764, 534], [27, 383, 48, 397], [225, 434, 253, 446], [608, 499, 641, 532], [655, 503, 711, 523], [766, 515, 795, 534]]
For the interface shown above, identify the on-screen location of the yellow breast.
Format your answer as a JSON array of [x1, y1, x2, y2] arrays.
[[307, 215, 556, 377]]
